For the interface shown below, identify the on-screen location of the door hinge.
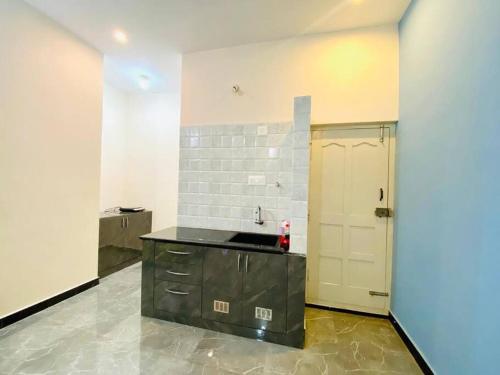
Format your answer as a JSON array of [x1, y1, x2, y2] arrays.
[[379, 125, 385, 143], [369, 291, 389, 297]]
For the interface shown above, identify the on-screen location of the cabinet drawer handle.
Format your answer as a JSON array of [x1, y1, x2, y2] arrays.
[[167, 250, 192, 255], [166, 270, 191, 276], [165, 288, 189, 295], [237, 253, 241, 272], [245, 254, 249, 272]]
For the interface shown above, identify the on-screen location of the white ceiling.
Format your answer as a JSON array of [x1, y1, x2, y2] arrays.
[[26, 0, 411, 92]]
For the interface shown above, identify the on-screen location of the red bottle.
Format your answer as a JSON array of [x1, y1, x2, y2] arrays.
[[279, 220, 290, 251]]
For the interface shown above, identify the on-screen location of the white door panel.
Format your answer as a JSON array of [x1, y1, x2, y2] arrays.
[[307, 127, 391, 314]]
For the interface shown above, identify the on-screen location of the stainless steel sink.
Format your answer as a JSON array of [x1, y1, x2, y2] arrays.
[[227, 232, 279, 247]]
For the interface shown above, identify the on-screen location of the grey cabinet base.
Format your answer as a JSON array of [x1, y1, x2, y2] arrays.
[[143, 309, 305, 349], [99, 210, 152, 278], [141, 238, 306, 349]]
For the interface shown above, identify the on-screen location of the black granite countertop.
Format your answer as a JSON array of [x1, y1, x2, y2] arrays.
[[140, 226, 292, 255]]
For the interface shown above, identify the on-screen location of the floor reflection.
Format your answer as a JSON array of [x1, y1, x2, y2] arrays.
[[0, 263, 421, 374]]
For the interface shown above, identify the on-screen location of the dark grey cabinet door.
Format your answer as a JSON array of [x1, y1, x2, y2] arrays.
[[242, 253, 287, 333], [124, 211, 152, 250], [202, 248, 243, 324], [98, 216, 125, 249]]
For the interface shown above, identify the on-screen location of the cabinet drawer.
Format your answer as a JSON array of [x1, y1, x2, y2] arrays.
[[154, 281, 201, 317], [155, 243, 203, 265], [155, 261, 202, 285]]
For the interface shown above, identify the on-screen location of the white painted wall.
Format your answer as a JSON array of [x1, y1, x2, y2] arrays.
[[0, 1, 102, 317], [100, 84, 181, 231], [125, 91, 180, 230], [181, 25, 399, 125], [100, 84, 128, 209]]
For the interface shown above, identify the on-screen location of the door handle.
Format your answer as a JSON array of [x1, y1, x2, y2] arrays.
[[126, 217, 129, 227], [245, 254, 249, 273], [379, 188, 384, 202], [121, 217, 125, 228], [237, 253, 241, 272]]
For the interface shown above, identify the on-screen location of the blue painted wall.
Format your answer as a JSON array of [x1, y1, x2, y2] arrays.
[[394, 0, 500, 373]]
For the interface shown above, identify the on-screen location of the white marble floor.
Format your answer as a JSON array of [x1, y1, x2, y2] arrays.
[[0, 263, 421, 374]]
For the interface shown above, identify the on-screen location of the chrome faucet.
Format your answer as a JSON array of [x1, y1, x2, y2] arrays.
[[254, 206, 264, 225]]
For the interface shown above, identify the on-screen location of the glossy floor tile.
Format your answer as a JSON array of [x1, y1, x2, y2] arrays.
[[0, 264, 421, 374]]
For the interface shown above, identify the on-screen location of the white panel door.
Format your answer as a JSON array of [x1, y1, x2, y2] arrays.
[[307, 127, 391, 314]]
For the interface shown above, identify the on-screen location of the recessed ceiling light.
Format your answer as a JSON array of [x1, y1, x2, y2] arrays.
[[113, 29, 128, 44], [138, 75, 150, 90]]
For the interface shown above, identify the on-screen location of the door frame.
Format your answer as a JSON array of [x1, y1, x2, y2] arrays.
[[306, 121, 397, 315]]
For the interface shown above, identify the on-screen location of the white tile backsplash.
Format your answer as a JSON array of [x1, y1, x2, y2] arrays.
[[257, 125, 268, 136], [177, 96, 311, 253], [178, 121, 293, 234], [248, 175, 266, 185], [290, 96, 312, 254]]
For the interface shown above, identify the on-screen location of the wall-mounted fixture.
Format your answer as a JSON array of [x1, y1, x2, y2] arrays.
[[232, 84, 240, 94], [113, 29, 128, 44], [254, 206, 264, 225]]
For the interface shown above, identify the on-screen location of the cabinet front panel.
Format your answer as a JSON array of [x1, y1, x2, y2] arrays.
[[155, 243, 203, 265], [124, 211, 152, 251], [155, 261, 202, 285], [154, 280, 201, 317], [99, 216, 125, 249], [202, 248, 243, 324], [242, 253, 288, 333]]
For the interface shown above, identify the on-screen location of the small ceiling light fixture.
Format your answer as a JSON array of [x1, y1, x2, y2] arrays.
[[113, 29, 128, 44], [138, 74, 151, 90]]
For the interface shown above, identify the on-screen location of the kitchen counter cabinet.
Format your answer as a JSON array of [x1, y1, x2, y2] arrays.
[[98, 210, 152, 277], [141, 226, 306, 348]]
